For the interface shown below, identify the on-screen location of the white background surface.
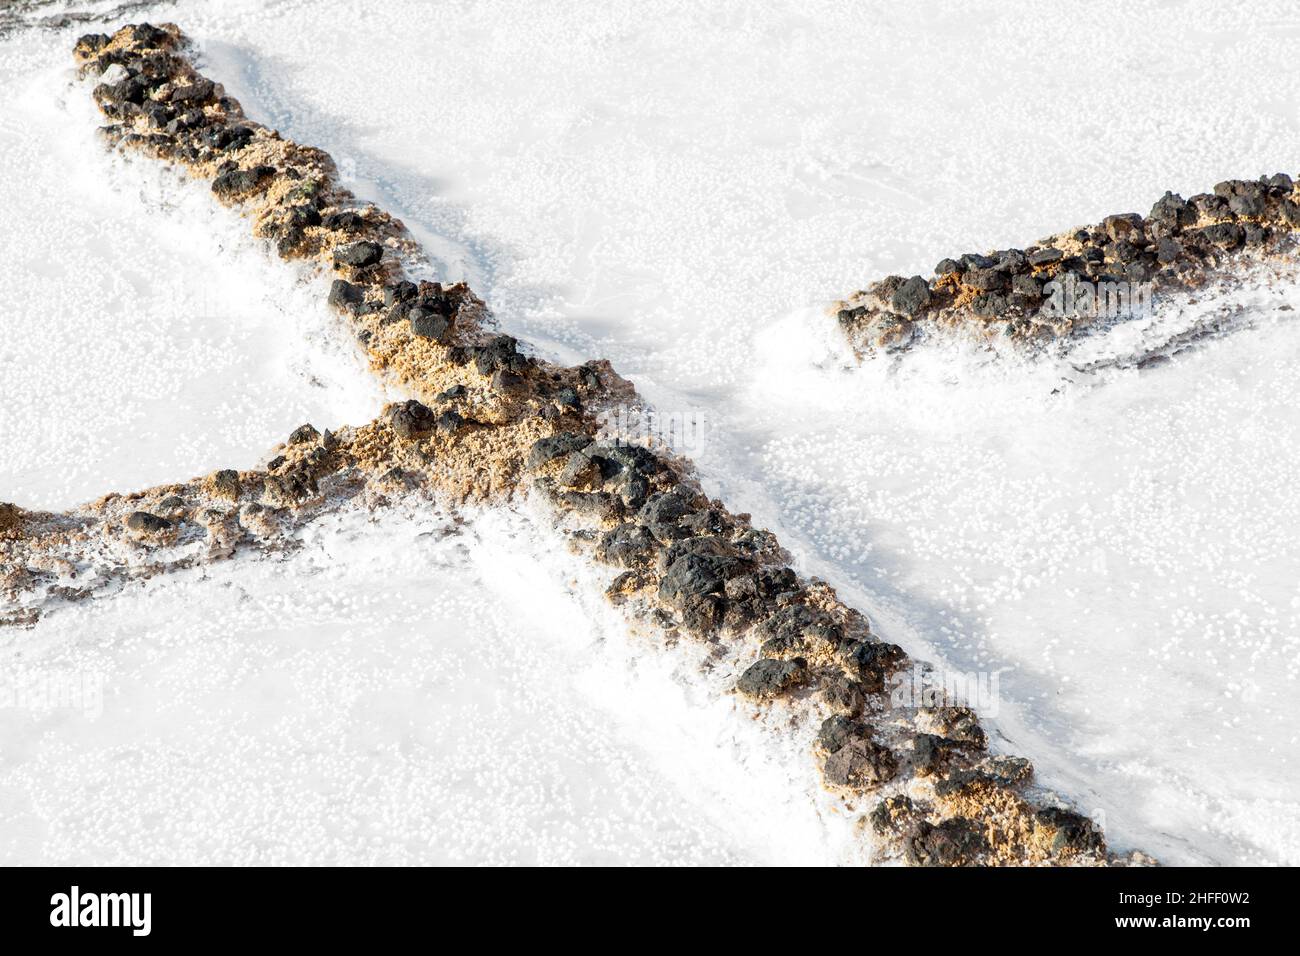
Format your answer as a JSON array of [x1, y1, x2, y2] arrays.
[[2, 0, 1299, 864]]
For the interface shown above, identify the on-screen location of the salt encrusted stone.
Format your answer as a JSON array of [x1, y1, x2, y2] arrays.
[[835, 172, 1300, 356]]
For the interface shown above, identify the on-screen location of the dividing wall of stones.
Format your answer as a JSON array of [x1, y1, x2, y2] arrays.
[[837, 169, 1300, 353], [2, 22, 1147, 866]]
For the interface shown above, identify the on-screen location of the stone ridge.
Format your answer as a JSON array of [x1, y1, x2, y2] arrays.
[[2, 22, 1156, 866], [835, 173, 1300, 354]]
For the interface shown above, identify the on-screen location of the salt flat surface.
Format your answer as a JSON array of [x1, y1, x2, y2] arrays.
[[0, 503, 874, 865], [0, 506, 735, 865], [737, 292, 1300, 866], [4, 0, 1300, 864], [0, 23, 387, 510]]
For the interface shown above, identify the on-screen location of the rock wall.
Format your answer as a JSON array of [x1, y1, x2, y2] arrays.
[[835, 173, 1299, 354]]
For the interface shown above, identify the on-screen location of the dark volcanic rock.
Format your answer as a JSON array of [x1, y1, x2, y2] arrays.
[[1147, 190, 1197, 231], [526, 432, 592, 471], [165, 109, 204, 133], [555, 490, 622, 521], [965, 267, 1006, 291], [678, 592, 725, 632], [491, 369, 526, 393], [1155, 238, 1183, 264], [473, 335, 528, 376], [817, 714, 861, 753], [970, 293, 1005, 317], [169, 78, 214, 104], [659, 541, 749, 604], [142, 102, 174, 127], [1266, 172, 1294, 192], [1212, 179, 1268, 218], [387, 399, 437, 440], [1010, 274, 1043, 298], [1228, 191, 1266, 218], [1037, 807, 1104, 856], [434, 410, 465, 435], [905, 818, 987, 866], [95, 75, 148, 106], [839, 639, 905, 691], [925, 705, 988, 749], [1190, 192, 1229, 220], [263, 459, 320, 505], [869, 794, 917, 836], [597, 522, 656, 568], [410, 308, 452, 342], [1197, 222, 1245, 249], [327, 279, 365, 312], [558, 447, 619, 490], [384, 281, 418, 306], [913, 733, 969, 775], [211, 164, 274, 198], [890, 275, 931, 316], [1104, 240, 1140, 263], [287, 424, 320, 445], [755, 603, 832, 647], [285, 204, 322, 229], [333, 240, 383, 267], [123, 23, 171, 48], [125, 511, 172, 535], [735, 657, 806, 699], [1243, 223, 1270, 245], [202, 125, 254, 153], [323, 210, 366, 232], [436, 384, 467, 402], [821, 673, 867, 716], [1102, 213, 1144, 241], [75, 33, 111, 58], [823, 738, 898, 789], [639, 491, 695, 543], [724, 565, 800, 625], [206, 469, 241, 499], [994, 249, 1027, 273]]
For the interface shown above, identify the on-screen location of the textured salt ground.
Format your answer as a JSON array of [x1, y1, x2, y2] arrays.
[[0, 26, 388, 510], [5, 0, 1300, 864], [732, 296, 1300, 866], [0, 7, 867, 867], [167, 0, 1300, 864], [1, 503, 870, 866]]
